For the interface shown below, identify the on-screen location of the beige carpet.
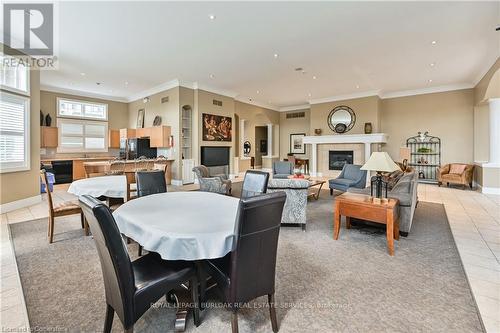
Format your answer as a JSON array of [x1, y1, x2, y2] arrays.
[[10, 190, 484, 332]]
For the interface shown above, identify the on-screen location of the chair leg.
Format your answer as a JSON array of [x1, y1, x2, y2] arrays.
[[268, 294, 279, 333], [124, 326, 133, 333], [191, 277, 200, 327], [103, 304, 114, 333], [330, 188, 333, 196], [231, 310, 239, 333], [47, 215, 52, 237], [80, 212, 85, 229], [137, 245, 143, 257], [49, 216, 55, 244]]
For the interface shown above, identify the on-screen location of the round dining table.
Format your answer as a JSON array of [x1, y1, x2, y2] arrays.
[[67, 175, 127, 199], [112, 191, 240, 261]]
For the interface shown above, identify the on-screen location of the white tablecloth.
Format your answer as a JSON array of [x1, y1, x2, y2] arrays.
[[68, 175, 127, 198], [113, 192, 240, 260]]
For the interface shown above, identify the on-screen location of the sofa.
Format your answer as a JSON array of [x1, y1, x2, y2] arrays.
[[272, 161, 294, 179], [348, 171, 418, 236], [192, 165, 232, 195], [437, 164, 474, 189], [329, 164, 367, 195], [267, 178, 309, 230]]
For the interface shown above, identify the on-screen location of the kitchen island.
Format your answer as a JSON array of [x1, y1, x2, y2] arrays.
[[82, 159, 174, 184]]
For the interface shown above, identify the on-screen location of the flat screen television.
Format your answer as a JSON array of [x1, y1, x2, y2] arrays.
[[201, 146, 230, 167]]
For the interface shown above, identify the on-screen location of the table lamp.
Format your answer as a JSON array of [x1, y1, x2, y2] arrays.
[[399, 147, 411, 171], [361, 152, 400, 200]]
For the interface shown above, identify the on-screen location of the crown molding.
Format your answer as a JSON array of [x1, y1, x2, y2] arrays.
[[380, 83, 474, 99], [193, 82, 239, 99], [40, 84, 129, 103], [126, 79, 180, 102], [234, 96, 278, 111], [472, 55, 499, 87], [309, 90, 381, 105], [278, 104, 310, 112]]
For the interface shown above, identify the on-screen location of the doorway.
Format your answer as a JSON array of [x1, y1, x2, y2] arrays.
[[254, 126, 268, 168]]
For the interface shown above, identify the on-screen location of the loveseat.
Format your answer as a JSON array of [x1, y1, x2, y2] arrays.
[[437, 164, 474, 189]]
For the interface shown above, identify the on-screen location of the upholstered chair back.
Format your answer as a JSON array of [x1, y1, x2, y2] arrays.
[[241, 170, 269, 199], [136, 170, 167, 197]]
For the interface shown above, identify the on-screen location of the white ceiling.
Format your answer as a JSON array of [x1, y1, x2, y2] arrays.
[[36, 1, 499, 108]]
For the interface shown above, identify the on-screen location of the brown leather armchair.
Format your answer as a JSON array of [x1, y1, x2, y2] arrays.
[[437, 164, 474, 189]]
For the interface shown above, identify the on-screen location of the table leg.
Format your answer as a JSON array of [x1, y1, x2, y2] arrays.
[[313, 182, 324, 200], [346, 216, 351, 229], [334, 201, 341, 240], [394, 218, 400, 241], [386, 210, 394, 256]]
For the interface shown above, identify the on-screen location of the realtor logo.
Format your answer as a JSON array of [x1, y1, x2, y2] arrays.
[[3, 3, 54, 56]]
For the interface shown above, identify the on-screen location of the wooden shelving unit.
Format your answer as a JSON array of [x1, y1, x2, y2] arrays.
[[406, 132, 441, 184]]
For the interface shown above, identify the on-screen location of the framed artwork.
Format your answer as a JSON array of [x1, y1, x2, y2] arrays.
[[290, 133, 306, 154], [136, 109, 145, 128], [202, 113, 232, 141]]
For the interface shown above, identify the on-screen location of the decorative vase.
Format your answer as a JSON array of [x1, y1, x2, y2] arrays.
[[314, 128, 322, 135], [364, 122, 372, 134], [40, 110, 44, 126], [45, 114, 52, 127]]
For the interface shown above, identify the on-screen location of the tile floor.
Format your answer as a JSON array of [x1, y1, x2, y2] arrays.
[[1, 183, 499, 332]]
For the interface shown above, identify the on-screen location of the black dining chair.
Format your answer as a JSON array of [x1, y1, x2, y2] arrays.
[[79, 195, 200, 333], [136, 170, 167, 197], [240, 170, 270, 199], [203, 191, 286, 333]]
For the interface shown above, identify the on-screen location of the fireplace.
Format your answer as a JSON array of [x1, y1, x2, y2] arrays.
[[329, 150, 353, 170], [201, 146, 230, 176]]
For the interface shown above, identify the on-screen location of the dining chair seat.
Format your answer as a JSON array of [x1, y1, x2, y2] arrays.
[[52, 200, 82, 214]]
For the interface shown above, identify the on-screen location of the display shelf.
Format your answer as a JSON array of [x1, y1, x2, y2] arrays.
[[406, 132, 441, 183]]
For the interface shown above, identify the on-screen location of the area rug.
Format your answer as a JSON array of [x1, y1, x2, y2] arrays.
[[10, 191, 484, 332]]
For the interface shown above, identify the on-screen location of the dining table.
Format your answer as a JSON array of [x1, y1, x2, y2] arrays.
[[113, 191, 240, 331], [67, 175, 127, 199]]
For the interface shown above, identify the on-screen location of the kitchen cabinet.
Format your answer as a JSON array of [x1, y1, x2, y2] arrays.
[[136, 127, 151, 138], [41, 127, 58, 148], [108, 129, 120, 148], [150, 126, 172, 148], [120, 128, 136, 139]]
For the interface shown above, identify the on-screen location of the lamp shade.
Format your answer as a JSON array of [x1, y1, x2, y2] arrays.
[[399, 147, 411, 161], [361, 152, 400, 172]]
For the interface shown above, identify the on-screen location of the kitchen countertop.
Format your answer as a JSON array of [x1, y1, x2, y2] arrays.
[[83, 159, 175, 164], [41, 157, 116, 162]]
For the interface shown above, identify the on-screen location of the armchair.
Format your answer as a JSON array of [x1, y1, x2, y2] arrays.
[[329, 164, 367, 195], [273, 161, 294, 179], [267, 178, 309, 230], [193, 165, 232, 195], [437, 164, 474, 189]]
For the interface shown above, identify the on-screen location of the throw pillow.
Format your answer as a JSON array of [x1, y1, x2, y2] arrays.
[[449, 164, 466, 175]]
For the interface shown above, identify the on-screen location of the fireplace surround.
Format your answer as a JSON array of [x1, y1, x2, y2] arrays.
[[329, 150, 354, 170]]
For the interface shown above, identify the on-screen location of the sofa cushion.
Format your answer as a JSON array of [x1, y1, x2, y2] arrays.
[[442, 173, 462, 182], [329, 178, 356, 186], [382, 170, 404, 190], [449, 164, 467, 175], [389, 192, 412, 206]]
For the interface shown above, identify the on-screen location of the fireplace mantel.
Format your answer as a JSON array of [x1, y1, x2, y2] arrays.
[[303, 133, 388, 176]]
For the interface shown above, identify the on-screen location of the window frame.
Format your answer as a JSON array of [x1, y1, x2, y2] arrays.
[[0, 55, 30, 97], [0, 91, 31, 173], [56, 118, 109, 153], [56, 97, 108, 121]]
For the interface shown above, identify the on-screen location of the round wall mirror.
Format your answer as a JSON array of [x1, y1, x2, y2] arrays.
[[243, 141, 251, 156], [327, 106, 356, 133]]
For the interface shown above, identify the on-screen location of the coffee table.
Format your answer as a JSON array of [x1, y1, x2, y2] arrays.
[[333, 192, 400, 256], [307, 180, 326, 200]]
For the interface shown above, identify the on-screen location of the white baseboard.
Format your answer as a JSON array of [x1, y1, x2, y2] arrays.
[[0, 195, 42, 214], [481, 186, 500, 195]]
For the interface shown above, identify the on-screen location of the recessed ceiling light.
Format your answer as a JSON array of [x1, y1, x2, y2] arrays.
[[209, 14, 216, 20], [256, 90, 260, 94], [308, 93, 312, 97], [209, 74, 215, 79], [430, 63, 435, 67], [125, 81, 129, 85], [80, 72, 86, 76], [431, 40, 437, 45], [312, 76, 317, 80], [428, 79, 433, 83], [96, 82, 101, 86], [273, 53, 279, 58], [108, 90, 113, 93], [356, 85, 360, 89]]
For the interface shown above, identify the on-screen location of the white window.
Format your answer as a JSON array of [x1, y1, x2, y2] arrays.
[[57, 118, 108, 153], [0, 55, 30, 95], [57, 98, 107, 120], [0, 92, 30, 172]]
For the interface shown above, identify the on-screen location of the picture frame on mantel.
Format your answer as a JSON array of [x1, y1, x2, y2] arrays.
[[290, 133, 306, 154], [136, 109, 145, 128]]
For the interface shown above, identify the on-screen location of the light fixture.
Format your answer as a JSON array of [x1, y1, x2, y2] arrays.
[[209, 14, 216, 20], [209, 74, 215, 79], [143, 97, 150, 103], [356, 85, 360, 89], [431, 40, 437, 45], [273, 53, 279, 58], [80, 72, 86, 76], [125, 81, 129, 85], [256, 90, 260, 94], [312, 75, 317, 80], [361, 152, 400, 200], [430, 63, 435, 67], [428, 79, 433, 83], [96, 82, 101, 86], [308, 93, 312, 97]]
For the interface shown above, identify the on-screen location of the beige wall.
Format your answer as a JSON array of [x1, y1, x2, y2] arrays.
[[40, 90, 129, 130], [128, 87, 181, 178], [309, 95, 381, 135], [279, 109, 310, 161], [381, 89, 474, 164], [474, 57, 500, 104], [0, 70, 41, 205], [474, 104, 489, 162]]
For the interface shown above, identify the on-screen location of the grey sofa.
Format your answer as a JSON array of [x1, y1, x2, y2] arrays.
[[348, 171, 418, 236], [272, 161, 294, 179], [192, 165, 231, 195], [267, 178, 309, 230], [329, 164, 367, 194]]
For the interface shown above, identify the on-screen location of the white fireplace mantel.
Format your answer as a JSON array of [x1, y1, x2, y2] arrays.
[[303, 133, 388, 176]]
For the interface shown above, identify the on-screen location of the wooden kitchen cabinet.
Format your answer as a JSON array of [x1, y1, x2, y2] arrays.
[[150, 126, 172, 147], [72, 160, 86, 180], [136, 127, 151, 138], [120, 128, 136, 139], [108, 129, 120, 148], [41, 127, 58, 148]]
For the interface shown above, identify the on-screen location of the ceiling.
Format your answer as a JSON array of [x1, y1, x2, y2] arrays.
[[33, 1, 500, 108]]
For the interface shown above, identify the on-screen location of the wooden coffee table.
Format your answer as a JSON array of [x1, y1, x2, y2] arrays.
[[333, 192, 400, 256], [307, 180, 326, 200]]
